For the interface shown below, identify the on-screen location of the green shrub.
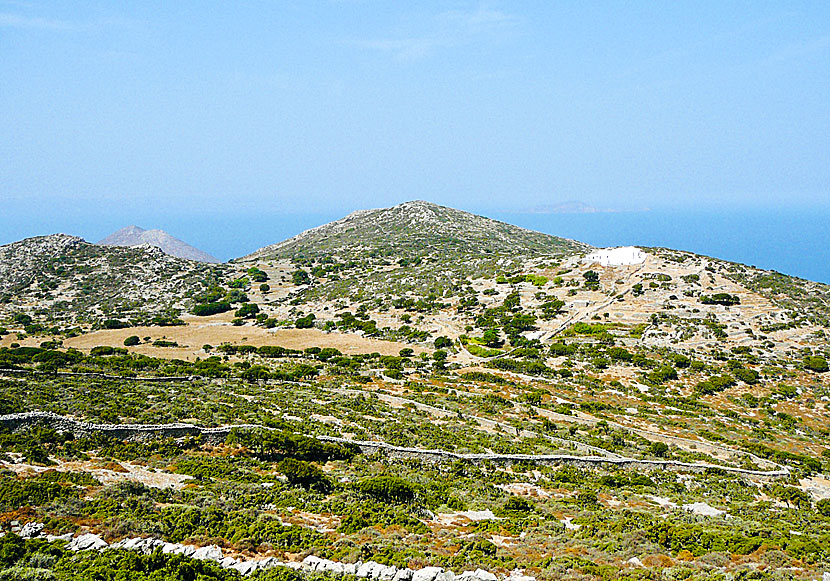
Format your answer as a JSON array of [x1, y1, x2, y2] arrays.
[[650, 441, 669, 457], [277, 458, 331, 492], [123, 335, 140, 347], [700, 293, 740, 306], [234, 303, 260, 319], [295, 314, 315, 329], [191, 302, 231, 316], [804, 356, 828, 373], [353, 475, 417, 503]]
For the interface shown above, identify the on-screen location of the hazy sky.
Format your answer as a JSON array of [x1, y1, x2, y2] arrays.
[[2, 2, 829, 232]]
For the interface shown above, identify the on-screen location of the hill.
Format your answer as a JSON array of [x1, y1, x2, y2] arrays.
[[99, 225, 220, 263], [238, 200, 590, 303], [242, 200, 588, 262], [0, 234, 226, 329], [0, 206, 829, 580]]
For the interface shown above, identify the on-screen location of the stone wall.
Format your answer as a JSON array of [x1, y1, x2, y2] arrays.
[[0, 411, 789, 477]]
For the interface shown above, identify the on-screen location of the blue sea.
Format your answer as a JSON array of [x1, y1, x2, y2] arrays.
[[491, 208, 830, 284], [2, 206, 828, 284]]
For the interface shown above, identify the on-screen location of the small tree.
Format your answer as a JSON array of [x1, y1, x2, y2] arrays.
[[650, 441, 669, 457]]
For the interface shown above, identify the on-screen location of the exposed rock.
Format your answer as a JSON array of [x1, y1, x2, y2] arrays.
[[682, 502, 727, 517], [232, 561, 261, 574], [192, 544, 223, 561], [19, 522, 44, 539], [69, 533, 108, 551], [413, 566, 446, 581]]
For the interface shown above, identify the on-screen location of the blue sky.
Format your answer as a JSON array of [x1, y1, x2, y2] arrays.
[[1, 2, 829, 243]]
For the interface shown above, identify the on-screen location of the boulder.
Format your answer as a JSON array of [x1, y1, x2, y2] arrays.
[[19, 522, 44, 539], [220, 556, 238, 568], [161, 542, 184, 554], [319, 560, 345, 574], [374, 564, 398, 580], [232, 561, 260, 575], [358, 561, 381, 577], [69, 533, 109, 551], [413, 567, 445, 581], [258, 558, 284, 570], [393, 569, 414, 581], [192, 544, 223, 561]]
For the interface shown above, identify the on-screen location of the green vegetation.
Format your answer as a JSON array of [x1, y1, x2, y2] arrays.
[[700, 293, 741, 306]]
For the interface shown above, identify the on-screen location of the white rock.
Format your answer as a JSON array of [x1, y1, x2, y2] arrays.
[[161, 542, 183, 554], [413, 567, 445, 581], [178, 544, 196, 557], [320, 560, 345, 574], [70, 533, 109, 551], [358, 561, 380, 577], [474, 569, 497, 581], [220, 556, 238, 567], [344, 563, 359, 575], [393, 569, 414, 581], [20, 522, 44, 539], [257, 558, 281, 570], [560, 518, 580, 530], [627, 557, 645, 568], [232, 561, 260, 574], [822, 572, 830, 581], [192, 544, 223, 561], [303, 555, 323, 570], [374, 564, 398, 580], [114, 537, 141, 551], [46, 533, 73, 542]]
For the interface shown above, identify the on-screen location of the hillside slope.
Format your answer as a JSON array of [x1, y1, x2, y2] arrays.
[[241, 200, 589, 262], [238, 200, 590, 303], [0, 234, 225, 328]]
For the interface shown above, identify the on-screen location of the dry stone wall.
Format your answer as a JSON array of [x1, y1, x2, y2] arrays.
[[0, 412, 788, 477]]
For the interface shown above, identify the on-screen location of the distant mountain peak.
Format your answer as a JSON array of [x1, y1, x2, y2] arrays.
[[98, 226, 220, 263]]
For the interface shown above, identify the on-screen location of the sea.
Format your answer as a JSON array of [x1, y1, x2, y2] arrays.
[[2, 206, 828, 284]]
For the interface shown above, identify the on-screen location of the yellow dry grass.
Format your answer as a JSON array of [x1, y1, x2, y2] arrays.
[[53, 316, 424, 360]]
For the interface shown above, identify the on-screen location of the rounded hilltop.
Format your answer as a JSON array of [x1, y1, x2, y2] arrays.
[[238, 200, 590, 263]]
